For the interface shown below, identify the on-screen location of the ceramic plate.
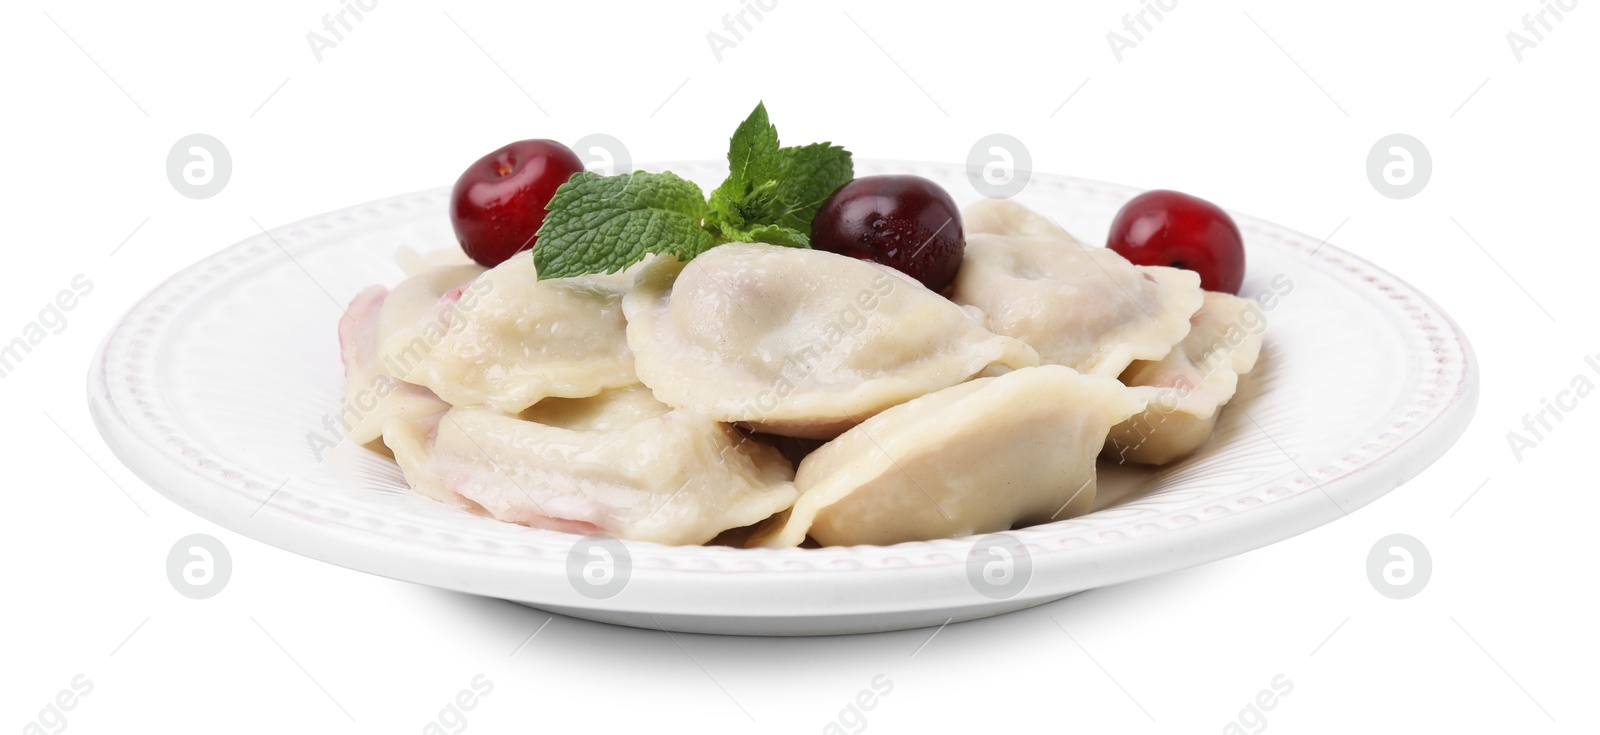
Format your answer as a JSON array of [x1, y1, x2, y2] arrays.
[[87, 160, 1476, 635]]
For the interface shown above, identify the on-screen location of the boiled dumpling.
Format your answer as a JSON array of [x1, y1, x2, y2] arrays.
[[951, 199, 1204, 378], [336, 261, 485, 446], [383, 386, 798, 545], [752, 365, 1144, 547], [394, 246, 475, 277], [375, 263, 489, 363], [624, 243, 1040, 439], [963, 196, 1071, 240], [384, 251, 638, 414], [337, 286, 448, 448], [1105, 291, 1266, 465]]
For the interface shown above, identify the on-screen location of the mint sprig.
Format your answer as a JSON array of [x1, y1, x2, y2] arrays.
[[533, 171, 718, 279], [534, 102, 853, 280]]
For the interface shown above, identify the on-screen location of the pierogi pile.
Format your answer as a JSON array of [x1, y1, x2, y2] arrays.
[[336, 200, 1265, 547]]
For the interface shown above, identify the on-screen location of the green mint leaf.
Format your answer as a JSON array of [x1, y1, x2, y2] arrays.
[[534, 171, 718, 280], [716, 223, 810, 248], [703, 186, 744, 236], [706, 103, 782, 234], [531, 103, 852, 277], [722, 102, 780, 191], [769, 142, 853, 231], [743, 224, 811, 248], [704, 103, 855, 239]]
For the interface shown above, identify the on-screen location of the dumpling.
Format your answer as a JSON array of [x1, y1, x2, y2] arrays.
[[376, 262, 489, 350], [383, 251, 638, 414], [394, 246, 475, 277], [336, 262, 485, 446], [752, 365, 1144, 547], [383, 386, 798, 545], [623, 243, 1039, 439], [1105, 292, 1266, 465], [950, 199, 1204, 378], [963, 197, 1073, 240]]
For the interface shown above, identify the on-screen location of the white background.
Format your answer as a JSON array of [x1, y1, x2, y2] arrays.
[[3, 1, 1595, 733]]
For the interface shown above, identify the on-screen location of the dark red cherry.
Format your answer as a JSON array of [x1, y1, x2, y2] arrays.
[[1107, 190, 1245, 294], [450, 139, 585, 267], [811, 175, 965, 293]]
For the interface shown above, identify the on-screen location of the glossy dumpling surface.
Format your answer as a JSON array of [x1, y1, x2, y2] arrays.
[[336, 261, 485, 446], [394, 246, 475, 277], [623, 243, 1039, 439], [1105, 291, 1266, 465], [384, 251, 638, 414], [951, 199, 1204, 377], [383, 386, 798, 545], [752, 365, 1144, 547]]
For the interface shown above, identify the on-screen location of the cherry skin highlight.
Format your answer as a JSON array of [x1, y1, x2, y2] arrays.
[[450, 139, 585, 267], [811, 175, 965, 293], [1107, 189, 1245, 294]]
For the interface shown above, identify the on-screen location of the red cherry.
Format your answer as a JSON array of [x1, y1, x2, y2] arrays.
[[450, 139, 585, 268], [1107, 190, 1245, 294], [811, 175, 965, 293]]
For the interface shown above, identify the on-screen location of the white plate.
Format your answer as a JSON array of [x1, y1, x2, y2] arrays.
[[88, 160, 1476, 636]]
